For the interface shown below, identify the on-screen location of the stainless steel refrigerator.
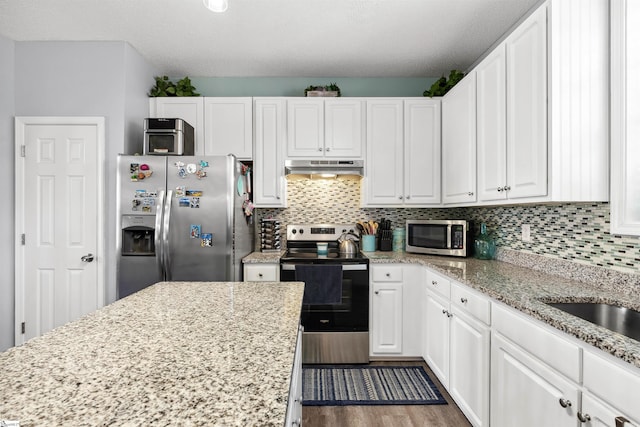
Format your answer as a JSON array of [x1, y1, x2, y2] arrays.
[[116, 154, 254, 299]]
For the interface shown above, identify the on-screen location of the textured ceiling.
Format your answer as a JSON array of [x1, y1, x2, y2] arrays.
[[0, 0, 541, 77]]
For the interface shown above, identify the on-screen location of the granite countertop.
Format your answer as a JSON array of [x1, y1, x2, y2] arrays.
[[243, 250, 285, 264], [0, 281, 304, 426], [366, 251, 640, 369], [242, 249, 640, 369]]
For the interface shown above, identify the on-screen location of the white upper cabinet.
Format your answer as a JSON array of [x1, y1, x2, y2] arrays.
[[253, 98, 287, 207], [364, 99, 441, 207], [477, 45, 508, 203], [325, 99, 365, 158], [150, 97, 253, 158], [149, 97, 205, 155], [202, 97, 252, 159], [442, 72, 477, 205], [505, 4, 548, 200], [611, 0, 640, 235], [286, 98, 364, 158]]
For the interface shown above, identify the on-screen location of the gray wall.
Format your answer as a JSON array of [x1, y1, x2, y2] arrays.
[[0, 34, 16, 352], [2, 41, 157, 350]]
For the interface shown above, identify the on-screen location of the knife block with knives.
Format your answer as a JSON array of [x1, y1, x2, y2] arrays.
[[378, 219, 393, 251]]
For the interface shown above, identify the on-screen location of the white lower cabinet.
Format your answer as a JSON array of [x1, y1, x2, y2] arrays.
[[370, 264, 423, 357], [285, 325, 303, 427], [580, 393, 639, 427], [424, 271, 490, 427], [491, 332, 579, 427]]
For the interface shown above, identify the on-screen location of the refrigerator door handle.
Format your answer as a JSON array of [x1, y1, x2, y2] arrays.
[[163, 189, 173, 280], [155, 190, 166, 279]]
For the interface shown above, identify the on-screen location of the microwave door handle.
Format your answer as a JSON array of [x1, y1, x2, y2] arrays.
[[163, 189, 173, 280], [155, 190, 165, 279], [447, 225, 452, 249]]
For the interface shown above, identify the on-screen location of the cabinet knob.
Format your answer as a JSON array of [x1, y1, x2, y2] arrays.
[[442, 309, 447, 314], [559, 398, 572, 408], [398, 196, 403, 200], [432, 280, 438, 285], [325, 147, 330, 152], [406, 196, 410, 200], [375, 291, 379, 295], [577, 412, 591, 423], [497, 187, 503, 192], [505, 185, 511, 191], [460, 297, 468, 304], [386, 273, 391, 277], [468, 192, 474, 196], [258, 273, 263, 277], [318, 148, 323, 151]]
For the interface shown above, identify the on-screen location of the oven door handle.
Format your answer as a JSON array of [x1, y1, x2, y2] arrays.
[[281, 263, 368, 271]]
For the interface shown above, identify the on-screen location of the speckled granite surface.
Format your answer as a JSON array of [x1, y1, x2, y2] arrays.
[[243, 250, 285, 264], [366, 251, 640, 369], [0, 281, 304, 426]]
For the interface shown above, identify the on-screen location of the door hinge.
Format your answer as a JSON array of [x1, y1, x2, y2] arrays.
[[20, 145, 25, 157], [21, 234, 25, 245], [21, 322, 25, 334]]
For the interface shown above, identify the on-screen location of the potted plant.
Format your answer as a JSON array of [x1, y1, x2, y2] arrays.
[[149, 76, 200, 97], [423, 70, 465, 97], [305, 82, 341, 97]]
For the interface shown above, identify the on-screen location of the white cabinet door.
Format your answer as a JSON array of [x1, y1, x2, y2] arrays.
[[491, 333, 578, 427], [364, 99, 404, 205], [424, 291, 450, 387], [401, 265, 425, 358], [449, 307, 490, 427], [253, 98, 286, 207], [581, 393, 639, 427], [505, 4, 548, 200], [442, 72, 477, 204], [476, 44, 508, 203], [371, 282, 403, 354], [611, 0, 640, 235], [286, 99, 324, 157], [324, 99, 364, 158], [404, 99, 441, 205], [202, 97, 252, 159], [149, 97, 205, 155]]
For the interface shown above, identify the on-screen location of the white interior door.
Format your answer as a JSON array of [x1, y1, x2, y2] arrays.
[[15, 117, 105, 344]]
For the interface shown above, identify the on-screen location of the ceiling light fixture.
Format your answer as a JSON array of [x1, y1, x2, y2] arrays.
[[203, 0, 228, 13]]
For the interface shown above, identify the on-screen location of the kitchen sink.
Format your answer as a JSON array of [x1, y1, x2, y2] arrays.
[[548, 302, 640, 342]]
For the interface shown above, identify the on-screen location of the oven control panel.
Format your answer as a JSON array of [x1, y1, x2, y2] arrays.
[[287, 224, 358, 242]]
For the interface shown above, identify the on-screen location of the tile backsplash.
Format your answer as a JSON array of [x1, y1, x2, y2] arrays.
[[256, 176, 640, 275]]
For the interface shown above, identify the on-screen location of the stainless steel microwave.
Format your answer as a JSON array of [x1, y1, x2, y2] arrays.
[[405, 220, 473, 257], [143, 118, 195, 155]]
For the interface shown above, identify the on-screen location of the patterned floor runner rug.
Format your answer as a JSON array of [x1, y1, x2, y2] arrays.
[[302, 365, 448, 406]]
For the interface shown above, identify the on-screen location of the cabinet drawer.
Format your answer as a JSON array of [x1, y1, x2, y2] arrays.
[[244, 264, 279, 281], [372, 265, 403, 282], [583, 350, 640, 423], [426, 270, 451, 299], [493, 303, 581, 382], [451, 282, 491, 325]]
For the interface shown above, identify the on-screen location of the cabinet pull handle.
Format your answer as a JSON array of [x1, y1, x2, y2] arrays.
[[616, 416, 631, 427], [577, 412, 591, 423], [558, 398, 572, 408], [460, 297, 468, 304]]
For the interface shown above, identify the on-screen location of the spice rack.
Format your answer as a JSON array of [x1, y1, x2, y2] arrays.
[[260, 219, 281, 252]]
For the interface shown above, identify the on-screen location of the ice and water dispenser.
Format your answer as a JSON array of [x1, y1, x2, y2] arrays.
[[121, 215, 155, 256]]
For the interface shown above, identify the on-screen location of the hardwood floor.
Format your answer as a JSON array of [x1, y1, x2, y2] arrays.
[[301, 361, 472, 427]]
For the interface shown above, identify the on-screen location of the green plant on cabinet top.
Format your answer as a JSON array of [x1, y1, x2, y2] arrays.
[[149, 76, 200, 97], [423, 70, 465, 97]]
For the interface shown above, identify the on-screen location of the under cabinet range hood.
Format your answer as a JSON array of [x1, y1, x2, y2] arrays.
[[284, 159, 364, 177]]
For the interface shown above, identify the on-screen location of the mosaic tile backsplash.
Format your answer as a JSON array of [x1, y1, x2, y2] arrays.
[[257, 177, 640, 276]]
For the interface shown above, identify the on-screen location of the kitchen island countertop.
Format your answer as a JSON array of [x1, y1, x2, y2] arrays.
[[0, 281, 304, 426]]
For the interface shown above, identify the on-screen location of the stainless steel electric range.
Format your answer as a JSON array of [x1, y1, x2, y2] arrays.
[[279, 224, 369, 364]]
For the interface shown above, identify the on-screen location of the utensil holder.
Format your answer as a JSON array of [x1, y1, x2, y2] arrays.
[[361, 235, 376, 252]]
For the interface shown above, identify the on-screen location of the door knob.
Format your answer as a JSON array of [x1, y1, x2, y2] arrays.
[[81, 253, 94, 263]]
